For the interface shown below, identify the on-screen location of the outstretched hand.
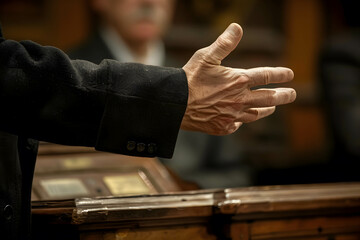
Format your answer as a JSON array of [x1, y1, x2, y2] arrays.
[[181, 23, 296, 135]]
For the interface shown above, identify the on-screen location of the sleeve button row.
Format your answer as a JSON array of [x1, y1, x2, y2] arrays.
[[127, 141, 157, 154]]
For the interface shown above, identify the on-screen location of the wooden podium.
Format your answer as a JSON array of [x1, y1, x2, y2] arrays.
[[32, 183, 360, 240], [32, 143, 360, 239]]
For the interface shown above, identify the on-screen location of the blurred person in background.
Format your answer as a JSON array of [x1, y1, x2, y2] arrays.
[[69, 0, 176, 66], [69, 0, 247, 189]]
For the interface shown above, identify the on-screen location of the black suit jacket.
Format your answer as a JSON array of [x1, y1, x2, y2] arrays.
[[0, 25, 187, 240]]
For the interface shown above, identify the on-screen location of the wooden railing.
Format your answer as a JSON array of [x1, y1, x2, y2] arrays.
[[32, 182, 360, 240]]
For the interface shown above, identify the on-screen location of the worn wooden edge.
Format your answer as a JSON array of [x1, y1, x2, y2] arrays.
[[72, 191, 218, 224], [32, 199, 76, 208], [31, 182, 360, 226], [220, 182, 360, 214]]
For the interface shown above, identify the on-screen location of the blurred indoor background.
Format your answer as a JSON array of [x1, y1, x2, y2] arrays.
[[1, 0, 358, 188]]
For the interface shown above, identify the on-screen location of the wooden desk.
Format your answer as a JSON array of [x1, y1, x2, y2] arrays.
[[32, 143, 187, 201], [32, 182, 360, 240]]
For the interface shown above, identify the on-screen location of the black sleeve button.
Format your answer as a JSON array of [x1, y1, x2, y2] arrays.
[[3, 205, 13, 220], [147, 143, 157, 154], [126, 141, 136, 151], [136, 143, 146, 152]]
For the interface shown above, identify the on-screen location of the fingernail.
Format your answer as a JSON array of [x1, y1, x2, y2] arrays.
[[288, 69, 294, 80], [291, 89, 297, 101], [227, 23, 241, 37]]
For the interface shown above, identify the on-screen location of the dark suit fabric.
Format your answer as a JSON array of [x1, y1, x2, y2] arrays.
[[0, 25, 187, 239]]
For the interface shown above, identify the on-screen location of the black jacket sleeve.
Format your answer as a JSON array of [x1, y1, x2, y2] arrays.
[[0, 30, 188, 158]]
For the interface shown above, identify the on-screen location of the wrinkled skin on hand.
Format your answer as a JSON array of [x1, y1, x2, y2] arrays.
[[181, 23, 296, 135]]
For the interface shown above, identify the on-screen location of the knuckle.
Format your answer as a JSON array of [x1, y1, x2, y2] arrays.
[[216, 36, 233, 52], [224, 123, 238, 135], [266, 94, 275, 106], [243, 109, 259, 123], [194, 48, 207, 58], [250, 109, 260, 122], [213, 116, 236, 135], [262, 68, 272, 85], [237, 73, 250, 85], [253, 108, 260, 118]]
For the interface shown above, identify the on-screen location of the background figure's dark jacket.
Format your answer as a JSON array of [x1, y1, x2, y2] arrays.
[[68, 30, 115, 65], [68, 30, 180, 66], [0, 25, 188, 240]]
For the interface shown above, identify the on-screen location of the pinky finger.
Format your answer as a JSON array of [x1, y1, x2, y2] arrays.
[[218, 122, 243, 135], [238, 106, 276, 123]]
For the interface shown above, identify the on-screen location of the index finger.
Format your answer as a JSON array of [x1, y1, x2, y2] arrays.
[[246, 67, 294, 88]]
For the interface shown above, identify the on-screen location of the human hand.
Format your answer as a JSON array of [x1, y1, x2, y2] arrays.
[[181, 23, 296, 135]]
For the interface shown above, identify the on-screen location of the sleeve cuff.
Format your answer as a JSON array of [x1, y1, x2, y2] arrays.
[[95, 63, 188, 158]]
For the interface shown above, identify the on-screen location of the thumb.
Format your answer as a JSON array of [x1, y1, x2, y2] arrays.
[[207, 23, 243, 65]]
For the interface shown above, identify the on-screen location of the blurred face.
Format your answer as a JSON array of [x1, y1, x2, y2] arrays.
[[93, 0, 175, 43]]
